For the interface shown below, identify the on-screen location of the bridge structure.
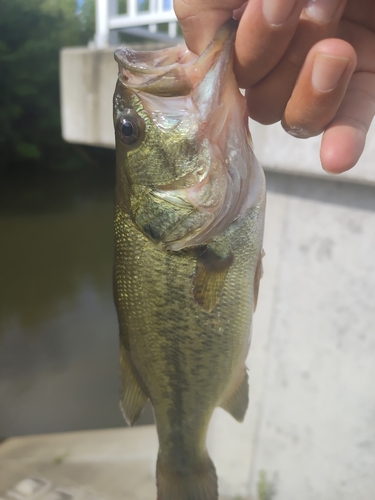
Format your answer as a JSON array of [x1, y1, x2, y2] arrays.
[[94, 0, 178, 47]]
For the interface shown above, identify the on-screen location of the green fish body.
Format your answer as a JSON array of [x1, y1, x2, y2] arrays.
[[113, 21, 266, 500]]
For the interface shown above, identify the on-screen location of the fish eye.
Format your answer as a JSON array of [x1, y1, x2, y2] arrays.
[[121, 121, 134, 137], [117, 110, 145, 149]]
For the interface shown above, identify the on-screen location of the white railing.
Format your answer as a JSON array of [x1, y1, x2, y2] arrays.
[[95, 0, 178, 48]]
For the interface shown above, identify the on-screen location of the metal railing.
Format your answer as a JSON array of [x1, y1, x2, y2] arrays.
[[95, 0, 178, 48]]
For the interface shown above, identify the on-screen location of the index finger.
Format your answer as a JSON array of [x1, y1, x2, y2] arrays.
[[173, 0, 246, 54]]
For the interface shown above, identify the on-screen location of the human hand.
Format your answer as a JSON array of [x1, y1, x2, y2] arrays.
[[174, 0, 375, 173]]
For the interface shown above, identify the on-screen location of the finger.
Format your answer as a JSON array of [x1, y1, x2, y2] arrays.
[[281, 39, 356, 138], [320, 72, 375, 173], [234, 0, 306, 88], [246, 0, 347, 125], [173, 0, 245, 55]]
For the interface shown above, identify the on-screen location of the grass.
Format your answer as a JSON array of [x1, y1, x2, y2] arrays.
[[257, 471, 276, 500]]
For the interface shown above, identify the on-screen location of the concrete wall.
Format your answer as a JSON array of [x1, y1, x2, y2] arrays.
[[209, 173, 375, 500], [60, 47, 375, 500]]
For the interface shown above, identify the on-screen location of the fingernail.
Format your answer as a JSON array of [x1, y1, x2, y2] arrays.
[[263, 0, 298, 26], [305, 0, 341, 23], [312, 53, 350, 92], [284, 125, 312, 138], [233, 2, 248, 20]]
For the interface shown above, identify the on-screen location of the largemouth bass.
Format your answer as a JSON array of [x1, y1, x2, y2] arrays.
[[113, 20, 266, 500]]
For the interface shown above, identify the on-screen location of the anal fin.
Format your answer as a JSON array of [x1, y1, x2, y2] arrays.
[[220, 368, 249, 422], [192, 246, 233, 313], [120, 344, 148, 426]]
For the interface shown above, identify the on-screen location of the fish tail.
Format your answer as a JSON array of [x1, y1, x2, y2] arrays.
[[156, 452, 218, 500]]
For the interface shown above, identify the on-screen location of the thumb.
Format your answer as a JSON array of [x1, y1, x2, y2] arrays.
[[173, 0, 244, 54]]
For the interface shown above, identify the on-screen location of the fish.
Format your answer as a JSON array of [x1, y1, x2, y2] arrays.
[[113, 19, 266, 500]]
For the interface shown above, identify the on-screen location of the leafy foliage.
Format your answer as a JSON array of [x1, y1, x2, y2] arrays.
[[0, 0, 95, 170]]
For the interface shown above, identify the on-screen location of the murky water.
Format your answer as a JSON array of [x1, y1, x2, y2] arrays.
[[0, 160, 153, 438]]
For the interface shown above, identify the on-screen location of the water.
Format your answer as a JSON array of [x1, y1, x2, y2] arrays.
[[0, 160, 153, 439]]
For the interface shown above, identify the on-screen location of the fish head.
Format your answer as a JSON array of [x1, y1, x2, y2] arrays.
[[113, 20, 264, 250]]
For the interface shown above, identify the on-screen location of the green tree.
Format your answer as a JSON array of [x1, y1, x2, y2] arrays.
[[0, 0, 95, 170]]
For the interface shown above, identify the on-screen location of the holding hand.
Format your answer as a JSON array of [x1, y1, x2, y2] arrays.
[[174, 0, 375, 173]]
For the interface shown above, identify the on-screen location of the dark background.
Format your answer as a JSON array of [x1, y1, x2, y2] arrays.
[[0, 0, 156, 439]]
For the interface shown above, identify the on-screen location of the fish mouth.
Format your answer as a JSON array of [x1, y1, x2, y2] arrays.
[[114, 19, 238, 101]]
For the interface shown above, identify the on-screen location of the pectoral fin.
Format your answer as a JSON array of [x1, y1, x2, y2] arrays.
[[119, 345, 148, 426], [220, 368, 249, 422], [192, 247, 233, 313]]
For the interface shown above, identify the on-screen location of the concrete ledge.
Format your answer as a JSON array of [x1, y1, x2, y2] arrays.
[[60, 46, 375, 185], [0, 426, 233, 500], [250, 119, 375, 186], [0, 426, 158, 500]]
